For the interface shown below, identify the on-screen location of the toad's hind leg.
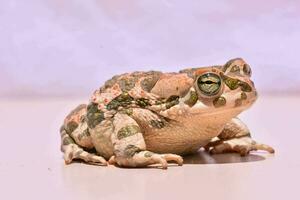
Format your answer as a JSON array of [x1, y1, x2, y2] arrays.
[[205, 118, 275, 156], [110, 113, 183, 169], [60, 104, 107, 165], [60, 126, 107, 165]]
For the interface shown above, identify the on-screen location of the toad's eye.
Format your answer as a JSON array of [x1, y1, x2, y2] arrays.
[[197, 73, 221, 96]]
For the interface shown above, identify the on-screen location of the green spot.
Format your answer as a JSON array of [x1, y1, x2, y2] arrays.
[[150, 119, 165, 129], [239, 81, 252, 92], [78, 129, 90, 141], [118, 77, 137, 92], [62, 137, 74, 145], [124, 145, 141, 157], [135, 98, 151, 108], [221, 73, 240, 90], [144, 151, 154, 158], [222, 58, 243, 72], [74, 149, 84, 157], [60, 125, 65, 133], [65, 121, 78, 134], [230, 65, 240, 73], [86, 103, 105, 128], [106, 92, 134, 110], [254, 91, 258, 97], [120, 108, 133, 116], [184, 90, 198, 107], [213, 96, 226, 108], [106, 101, 119, 110], [155, 99, 164, 105], [241, 92, 247, 100], [117, 125, 141, 140], [166, 95, 180, 109], [140, 72, 161, 92]]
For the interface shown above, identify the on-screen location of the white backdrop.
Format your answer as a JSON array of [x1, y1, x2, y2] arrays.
[[1, 0, 299, 98]]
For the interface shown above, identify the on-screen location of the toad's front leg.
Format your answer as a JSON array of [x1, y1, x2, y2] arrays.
[[110, 113, 183, 169], [205, 118, 275, 156]]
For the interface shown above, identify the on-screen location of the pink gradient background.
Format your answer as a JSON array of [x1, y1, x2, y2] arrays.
[[1, 0, 300, 98]]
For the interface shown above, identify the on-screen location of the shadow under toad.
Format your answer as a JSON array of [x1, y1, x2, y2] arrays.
[[183, 150, 266, 164]]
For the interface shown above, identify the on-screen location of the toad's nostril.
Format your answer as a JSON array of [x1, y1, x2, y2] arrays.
[[243, 64, 252, 76]]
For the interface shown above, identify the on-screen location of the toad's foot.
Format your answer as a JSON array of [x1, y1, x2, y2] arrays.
[[60, 123, 108, 166], [64, 144, 108, 166], [206, 136, 275, 156], [109, 151, 183, 169]]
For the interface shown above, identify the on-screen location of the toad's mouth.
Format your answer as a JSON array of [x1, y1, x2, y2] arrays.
[[188, 98, 256, 116], [195, 106, 246, 116]]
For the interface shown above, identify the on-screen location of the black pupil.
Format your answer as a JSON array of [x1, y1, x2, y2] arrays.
[[201, 80, 216, 84]]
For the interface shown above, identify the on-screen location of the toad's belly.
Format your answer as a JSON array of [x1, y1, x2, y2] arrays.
[[143, 110, 239, 155]]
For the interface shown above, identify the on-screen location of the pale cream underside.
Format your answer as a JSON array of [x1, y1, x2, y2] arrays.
[[143, 108, 242, 155], [91, 108, 243, 158]]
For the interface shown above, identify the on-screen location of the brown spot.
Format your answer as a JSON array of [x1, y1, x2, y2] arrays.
[[112, 85, 119, 90], [235, 99, 243, 107], [241, 92, 247, 100]]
